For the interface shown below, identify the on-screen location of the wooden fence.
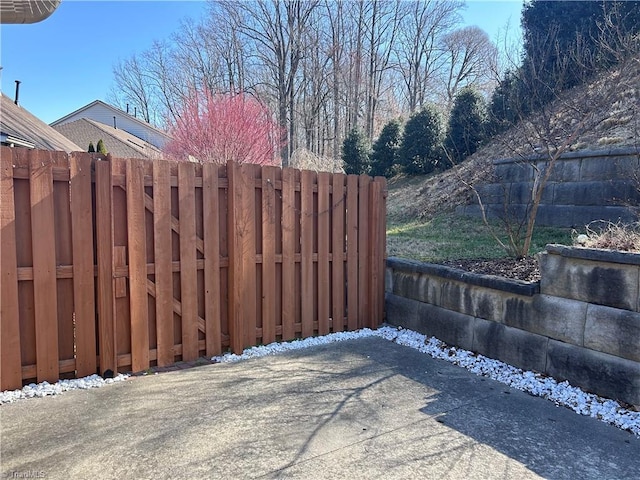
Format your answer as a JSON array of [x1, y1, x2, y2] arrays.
[[0, 147, 386, 391]]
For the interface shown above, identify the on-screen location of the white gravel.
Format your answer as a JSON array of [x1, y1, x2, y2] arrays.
[[0, 374, 129, 404], [2, 325, 639, 437]]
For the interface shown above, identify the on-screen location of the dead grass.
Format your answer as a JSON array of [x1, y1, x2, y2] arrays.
[[289, 147, 344, 173], [574, 221, 640, 252], [386, 156, 491, 223], [597, 136, 625, 145]]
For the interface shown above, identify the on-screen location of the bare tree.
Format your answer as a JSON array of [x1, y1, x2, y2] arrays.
[[109, 39, 196, 127], [394, 0, 462, 113], [172, 19, 223, 95], [299, 9, 331, 155], [345, 0, 366, 133], [440, 26, 498, 108], [142, 40, 190, 125], [221, 0, 319, 167], [108, 54, 155, 123], [197, 4, 254, 94], [324, 0, 346, 164], [363, 0, 403, 139]]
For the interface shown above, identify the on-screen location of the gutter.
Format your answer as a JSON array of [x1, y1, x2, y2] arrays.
[[1, 132, 36, 149]]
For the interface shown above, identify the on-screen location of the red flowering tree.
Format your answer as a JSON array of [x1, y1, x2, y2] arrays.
[[164, 90, 282, 165]]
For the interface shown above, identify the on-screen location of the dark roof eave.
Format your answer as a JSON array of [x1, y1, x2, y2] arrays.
[[0, 0, 61, 24]]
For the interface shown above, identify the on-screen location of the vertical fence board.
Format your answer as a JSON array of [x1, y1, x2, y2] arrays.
[[357, 175, 371, 329], [241, 163, 257, 347], [380, 178, 388, 325], [227, 162, 257, 351], [144, 162, 157, 356], [331, 174, 345, 333], [261, 166, 277, 345], [281, 167, 296, 341], [317, 172, 330, 335], [294, 170, 302, 330], [153, 160, 174, 366], [227, 162, 244, 353], [217, 167, 229, 346], [53, 156, 75, 369], [111, 159, 131, 371], [346, 175, 359, 331], [203, 163, 221, 356], [377, 178, 387, 327], [29, 151, 59, 383], [127, 159, 149, 372], [50, 152, 74, 373], [1, 148, 22, 390], [274, 168, 283, 335], [13, 151, 36, 375], [368, 178, 384, 329], [95, 158, 116, 375], [178, 162, 198, 361], [70, 154, 97, 376], [300, 170, 315, 338]]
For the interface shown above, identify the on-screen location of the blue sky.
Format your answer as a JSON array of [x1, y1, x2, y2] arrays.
[[0, 0, 523, 125]]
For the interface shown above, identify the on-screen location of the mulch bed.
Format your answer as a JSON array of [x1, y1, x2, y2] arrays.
[[437, 256, 540, 283]]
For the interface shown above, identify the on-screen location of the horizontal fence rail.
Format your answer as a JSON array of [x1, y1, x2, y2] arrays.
[[0, 147, 387, 390]]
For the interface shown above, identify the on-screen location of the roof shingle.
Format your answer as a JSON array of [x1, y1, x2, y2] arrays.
[[53, 118, 164, 159]]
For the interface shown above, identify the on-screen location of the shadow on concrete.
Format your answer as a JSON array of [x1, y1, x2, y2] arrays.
[[366, 336, 639, 479], [1, 336, 638, 479]]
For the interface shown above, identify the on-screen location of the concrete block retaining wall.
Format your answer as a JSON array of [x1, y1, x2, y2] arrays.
[[385, 245, 640, 406], [456, 147, 640, 227]]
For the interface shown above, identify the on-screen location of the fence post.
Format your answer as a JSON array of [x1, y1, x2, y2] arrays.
[[1, 147, 22, 390], [95, 156, 117, 376]]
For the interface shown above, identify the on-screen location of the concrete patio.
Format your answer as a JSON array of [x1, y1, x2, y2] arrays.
[[1, 337, 638, 479]]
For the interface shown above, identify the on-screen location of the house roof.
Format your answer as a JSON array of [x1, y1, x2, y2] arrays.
[[0, 92, 82, 152], [1, 0, 60, 24], [53, 118, 164, 159], [50, 100, 172, 142]]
